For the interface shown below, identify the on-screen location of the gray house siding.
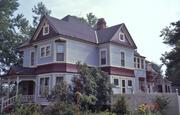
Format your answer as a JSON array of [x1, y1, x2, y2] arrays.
[[22, 47, 35, 67], [66, 39, 99, 66], [109, 43, 134, 68]]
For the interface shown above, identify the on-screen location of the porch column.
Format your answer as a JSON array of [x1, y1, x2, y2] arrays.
[[7, 78, 10, 98], [16, 76, 19, 95]]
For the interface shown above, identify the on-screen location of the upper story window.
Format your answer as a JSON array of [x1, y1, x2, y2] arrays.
[[120, 52, 125, 67], [119, 32, 125, 42], [43, 24, 49, 36], [134, 57, 145, 69], [30, 51, 35, 66], [141, 59, 144, 69], [40, 45, 51, 58], [100, 49, 107, 65], [134, 57, 137, 68], [56, 44, 65, 61], [137, 58, 140, 68]]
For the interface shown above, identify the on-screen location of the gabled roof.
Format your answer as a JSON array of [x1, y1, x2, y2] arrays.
[[27, 15, 137, 49], [97, 24, 122, 43]]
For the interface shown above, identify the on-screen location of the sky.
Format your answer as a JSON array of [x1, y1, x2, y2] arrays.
[[17, 0, 180, 66]]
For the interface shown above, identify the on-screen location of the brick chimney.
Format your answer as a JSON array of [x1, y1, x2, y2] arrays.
[[96, 18, 106, 30]]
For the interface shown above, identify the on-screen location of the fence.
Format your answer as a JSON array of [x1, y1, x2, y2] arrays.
[[112, 93, 180, 115]]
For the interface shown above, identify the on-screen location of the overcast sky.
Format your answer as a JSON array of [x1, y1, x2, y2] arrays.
[[18, 0, 180, 66]]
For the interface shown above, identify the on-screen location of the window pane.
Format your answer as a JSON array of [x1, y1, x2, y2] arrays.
[[121, 52, 125, 66], [101, 50, 106, 65], [128, 80, 132, 87], [141, 59, 144, 69], [41, 47, 45, 57], [45, 77, 49, 86], [137, 58, 140, 68], [56, 77, 64, 84], [114, 79, 119, 86], [122, 88, 126, 93], [56, 53, 64, 61], [31, 52, 35, 66], [57, 45, 64, 53], [46, 46, 51, 56], [122, 80, 125, 87]]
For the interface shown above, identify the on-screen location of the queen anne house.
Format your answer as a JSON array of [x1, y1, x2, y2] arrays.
[[0, 15, 172, 108]]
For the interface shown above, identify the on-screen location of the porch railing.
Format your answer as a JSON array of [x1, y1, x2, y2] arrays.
[[0, 95, 35, 112], [1, 95, 16, 112], [21, 95, 35, 103]]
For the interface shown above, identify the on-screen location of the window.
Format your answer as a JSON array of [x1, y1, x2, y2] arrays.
[[137, 58, 140, 68], [120, 52, 125, 67], [100, 49, 107, 65], [43, 24, 49, 36], [56, 76, 64, 84], [40, 47, 45, 57], [39, 77, 49, 97], [141, 59, 144, 69], [114, 79, 119, 87], [56, 44, 65, 61], [122, 80, 126, 93], [119, 33, 125, 41], [30, 51, 35, 66], [40, 45, 51, 58], [128, 80, 132, 87], [134, 57, 137, 68], [46, 46, 51, 56]]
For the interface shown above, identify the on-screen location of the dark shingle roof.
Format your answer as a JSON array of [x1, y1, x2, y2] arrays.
[[26, 15, 137, 49], [46, 15, 97, 43], [97, 24, 122, 43]]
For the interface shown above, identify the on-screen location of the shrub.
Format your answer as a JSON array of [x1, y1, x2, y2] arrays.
[[155, 95, 170, 114], [112, 95, 129, 115]]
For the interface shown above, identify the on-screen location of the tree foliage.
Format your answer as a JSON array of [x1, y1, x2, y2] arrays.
[[72, 62, 112, 111], [32, 2, 51, 27], [78, 13, 98, 28], [0, 0, 31, 72], [0, 1, 51, 73], [160, 20, 180, 85]]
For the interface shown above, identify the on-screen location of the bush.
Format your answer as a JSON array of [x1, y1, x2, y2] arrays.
[[155, 95, 170, 114], [43, 101, 77, 115], [112, 95, 129, 115]]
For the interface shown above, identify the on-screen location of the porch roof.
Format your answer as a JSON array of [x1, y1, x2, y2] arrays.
[[6, 66, 36, 76]]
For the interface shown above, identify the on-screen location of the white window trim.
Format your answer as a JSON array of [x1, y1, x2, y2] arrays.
[[113, 78, 120, 88], [55, 43, 66, 62], [119, 32, 125, 42], [40, 44, 51, 58], [120, 51, 126, 67], [43, 24, 49, 36], [38, 76, 50, 97], [29, 50, 35, 67], [99, 48, 108, 66]]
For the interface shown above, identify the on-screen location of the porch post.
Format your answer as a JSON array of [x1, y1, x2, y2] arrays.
[[16, 76, 19, 96], [7, 78, 10, 98], [1, 97, 4, 113]]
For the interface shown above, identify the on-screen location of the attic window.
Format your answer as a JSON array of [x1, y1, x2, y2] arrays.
[[119, 32, 125, 42], [43, 24, 49, 36]]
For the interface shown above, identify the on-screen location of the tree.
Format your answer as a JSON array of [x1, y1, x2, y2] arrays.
[[92, 68, 112, 110], [78, 13, 98, 28], [160, 20, 180, 86], [32, 2, 51, 27], [72, 62, 112, 111], [0, 0, 31, 73]]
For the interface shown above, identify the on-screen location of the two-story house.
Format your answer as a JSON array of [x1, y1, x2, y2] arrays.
[[2, 15, 148, 105]]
